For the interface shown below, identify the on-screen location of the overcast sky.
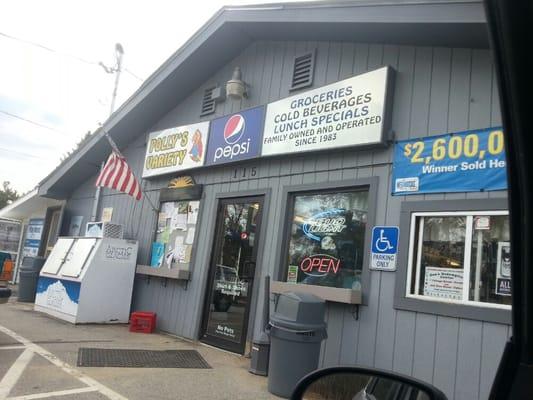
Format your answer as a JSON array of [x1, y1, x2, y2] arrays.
[[0, 0, 309, 194]]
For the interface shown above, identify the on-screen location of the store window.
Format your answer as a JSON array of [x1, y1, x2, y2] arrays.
[[151, 199, 200, 269], [284, 189, 369, 290], [407, 211, 511, 308]]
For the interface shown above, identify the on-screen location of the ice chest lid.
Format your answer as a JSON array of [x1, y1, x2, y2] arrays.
[[270, 292, 326, 331]]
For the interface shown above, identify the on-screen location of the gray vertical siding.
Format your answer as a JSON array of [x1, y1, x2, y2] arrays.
[[62, 40, 508, 400]]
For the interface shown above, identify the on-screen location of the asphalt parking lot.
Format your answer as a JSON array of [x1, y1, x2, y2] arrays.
[[0, 297, 279, 400]]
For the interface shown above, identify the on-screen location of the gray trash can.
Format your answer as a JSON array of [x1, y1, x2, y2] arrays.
[[18, 257, 45, 302], [267, 292, 327, 398], [0, 287, 11, 304]]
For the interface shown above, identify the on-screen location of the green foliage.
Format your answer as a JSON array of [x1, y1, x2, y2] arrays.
[[0, 181, 19, 209]]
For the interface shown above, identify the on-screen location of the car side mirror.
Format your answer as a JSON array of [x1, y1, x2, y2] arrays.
[[290, 366, 448, 400]]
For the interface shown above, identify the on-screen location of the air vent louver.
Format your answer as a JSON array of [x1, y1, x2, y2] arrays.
[[290, 50, 316, 91], [200, 86, 218, 116]]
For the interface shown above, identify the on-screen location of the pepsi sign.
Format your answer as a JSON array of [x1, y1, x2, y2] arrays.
[[205, 106, 264, 166]]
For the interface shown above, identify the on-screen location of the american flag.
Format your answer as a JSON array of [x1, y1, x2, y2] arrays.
[[95, 134, 142, 200]]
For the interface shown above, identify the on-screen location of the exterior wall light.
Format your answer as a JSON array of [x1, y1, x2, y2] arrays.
[[226, 67, 247, 100]]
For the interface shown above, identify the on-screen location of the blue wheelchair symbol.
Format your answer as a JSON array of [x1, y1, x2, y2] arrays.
[[371, 226, 399, 255]]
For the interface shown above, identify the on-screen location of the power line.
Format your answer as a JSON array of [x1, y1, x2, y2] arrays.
[[124, 68, 143, 81], [0, 31, 144, 81], [0, 31, 98, 66], [0, 147, 44, 159], [0, 110, 69, 135]]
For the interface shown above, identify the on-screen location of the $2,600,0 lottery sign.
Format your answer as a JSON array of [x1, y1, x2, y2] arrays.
[[392, 127, 508, 195]]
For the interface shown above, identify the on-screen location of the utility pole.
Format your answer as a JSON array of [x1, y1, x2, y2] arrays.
[[92, 43, 124, 222], [99, 43, 124, 116]]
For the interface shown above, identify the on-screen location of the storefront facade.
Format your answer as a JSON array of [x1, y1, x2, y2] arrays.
[[0, 190, 65, 281], [37, 2, 509, 399]]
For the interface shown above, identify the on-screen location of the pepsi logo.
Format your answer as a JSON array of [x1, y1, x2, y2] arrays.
[[223, 114, 246, 144], [206, 105, 264, 165]]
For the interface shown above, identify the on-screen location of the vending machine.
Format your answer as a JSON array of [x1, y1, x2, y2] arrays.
[[34, 237, 138, 324]]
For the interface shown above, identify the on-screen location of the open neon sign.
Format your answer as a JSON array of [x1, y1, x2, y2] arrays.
[[300, 254, 341, 276]]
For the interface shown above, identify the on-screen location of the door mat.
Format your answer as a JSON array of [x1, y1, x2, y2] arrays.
[[77, 348, 211, 369]]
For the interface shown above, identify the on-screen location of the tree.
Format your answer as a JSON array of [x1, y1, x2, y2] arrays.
[[0, 181, 19, 209]]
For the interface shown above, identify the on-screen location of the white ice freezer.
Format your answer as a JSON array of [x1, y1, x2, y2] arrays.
[[34, 237, 138, 324]]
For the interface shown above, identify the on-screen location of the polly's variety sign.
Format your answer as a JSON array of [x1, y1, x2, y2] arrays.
[[142, 67, 393, 178], [142, 121, 210, 178]]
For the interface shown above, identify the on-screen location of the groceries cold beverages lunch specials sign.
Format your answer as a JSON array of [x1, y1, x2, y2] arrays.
[[261, 67, 393, 156], [142, 121, 210, 178], [392, 127, 508, 195]]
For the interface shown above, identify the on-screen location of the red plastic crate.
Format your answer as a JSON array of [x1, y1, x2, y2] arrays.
[[129, 311, 156, 333]]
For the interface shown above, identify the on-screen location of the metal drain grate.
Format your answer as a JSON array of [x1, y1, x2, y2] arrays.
[[77, 348, 211, 369]]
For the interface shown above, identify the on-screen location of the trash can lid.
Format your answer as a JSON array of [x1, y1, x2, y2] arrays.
[[270, 292, 326, 331]]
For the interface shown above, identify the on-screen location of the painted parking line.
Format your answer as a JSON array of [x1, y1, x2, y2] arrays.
[[0, 324, 128, 400], [7, 387, 99, 400], [0, 350, 34, 399]]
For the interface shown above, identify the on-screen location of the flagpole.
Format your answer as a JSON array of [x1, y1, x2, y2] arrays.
[[100, 128, 159, 213], [90, 44, 126, 222], [91, 161, 105, 222]]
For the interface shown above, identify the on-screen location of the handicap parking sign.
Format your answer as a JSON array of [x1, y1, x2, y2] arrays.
[[371, 226, 399, 271]]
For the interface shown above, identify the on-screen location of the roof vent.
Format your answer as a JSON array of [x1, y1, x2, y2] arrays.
[[200, 85, 223, 116], [290, 49, 316, 91]]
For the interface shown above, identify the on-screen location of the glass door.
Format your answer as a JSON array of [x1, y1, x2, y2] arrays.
[[200, 196, 263, 354], [44, 208, 61, 257]]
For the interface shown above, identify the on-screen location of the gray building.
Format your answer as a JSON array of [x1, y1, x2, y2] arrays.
[[37, 2, 509, 399]]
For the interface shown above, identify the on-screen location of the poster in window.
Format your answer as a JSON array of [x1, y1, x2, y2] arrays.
[[496, 241, 511, 296], [187, 201, 200, 225], [170, 208, 187, 231], [185, 227, 196, 244], [22, 218, 45, 257], [287, 265, 298, 283], [150, 242, 165, 268], [286, 191, 368, 289], [101, 207, 113, 222], [0, 220, 21, 253], [474, 216, 491, 230], [151, 200, 201, 271], [423, 267, 463, 300], [68, 216, 83, 236], [496, 241, 511, 278]]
